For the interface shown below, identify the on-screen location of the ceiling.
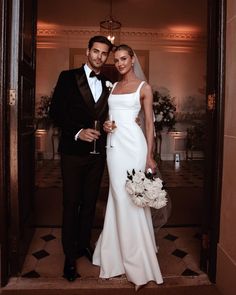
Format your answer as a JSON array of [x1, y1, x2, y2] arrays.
[[37, 0, 207, 34]]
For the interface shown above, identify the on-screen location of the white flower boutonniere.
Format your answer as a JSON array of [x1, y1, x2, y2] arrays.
[[125, 169, 168, 209], [106, 81, 113, 91]]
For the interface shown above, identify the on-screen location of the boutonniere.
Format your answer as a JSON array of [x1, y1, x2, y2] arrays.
[[105, 81, 113, 91]]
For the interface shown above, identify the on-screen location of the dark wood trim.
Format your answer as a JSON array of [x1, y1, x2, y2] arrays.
[[201, 0, 226, 282], [8, 0, 37, 275], [208, 0, 226, 282], [0, 0, 11, 287]]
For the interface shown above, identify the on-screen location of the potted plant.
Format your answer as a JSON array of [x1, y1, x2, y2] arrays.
[[153, 91, 176, 132], [152, 90, 176, 162], [35, 94, 52, 130]]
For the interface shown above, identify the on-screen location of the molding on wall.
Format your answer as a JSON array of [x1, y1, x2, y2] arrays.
[[37, 25, 206, 52]]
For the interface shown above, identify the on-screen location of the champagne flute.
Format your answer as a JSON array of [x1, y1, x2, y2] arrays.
[[106, 114, 115, 148], [90, 120, 100, 154]]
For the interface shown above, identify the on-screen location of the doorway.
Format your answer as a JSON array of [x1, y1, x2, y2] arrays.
[[33, 0, 206, 284], [0, 0, 226, 290]]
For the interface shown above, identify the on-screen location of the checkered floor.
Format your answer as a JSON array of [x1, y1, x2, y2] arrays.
[[22, 227, 206, 282], [23, 159, 208, 286]]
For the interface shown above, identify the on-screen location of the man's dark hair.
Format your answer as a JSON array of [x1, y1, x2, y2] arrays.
[[88, 35, 113, 52]]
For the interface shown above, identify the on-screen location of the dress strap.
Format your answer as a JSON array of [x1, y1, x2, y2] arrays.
[[111, 82, 118, 93], [110, 82, 118, 95], [136, 81, 146, 93]]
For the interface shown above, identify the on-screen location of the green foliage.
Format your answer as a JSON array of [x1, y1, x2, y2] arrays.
[[153, 91, 176, 131]]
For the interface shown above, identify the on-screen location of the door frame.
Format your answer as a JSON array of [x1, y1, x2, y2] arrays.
[[1, 0, 37, 285], [201, 0, 226, 282], [0, 0, 11, 286], [8, 0, 37, 275], [0, 0, 227, 286], [209, 0, 226, 281]]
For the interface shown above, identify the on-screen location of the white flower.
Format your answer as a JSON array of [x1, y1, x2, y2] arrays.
[[148, 195, 168, 209], [125, 169, 168, 209], [106, 81, 113, 91], [155, 114, 163, 122], [132, 171, 145, 184], [169, 112, 174, 119], [129, 194, 149, 207]]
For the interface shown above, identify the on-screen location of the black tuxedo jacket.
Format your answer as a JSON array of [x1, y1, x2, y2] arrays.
[[49, 66, 110, 156]]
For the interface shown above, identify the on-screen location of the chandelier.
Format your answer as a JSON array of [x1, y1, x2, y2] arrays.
[[100, 0, 121, 45]]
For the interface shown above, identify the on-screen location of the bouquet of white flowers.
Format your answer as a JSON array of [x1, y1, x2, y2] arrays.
[[125, 169, 168, 209]]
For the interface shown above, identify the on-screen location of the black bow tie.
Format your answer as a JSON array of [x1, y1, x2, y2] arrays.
[[90, 71, 102, 80]]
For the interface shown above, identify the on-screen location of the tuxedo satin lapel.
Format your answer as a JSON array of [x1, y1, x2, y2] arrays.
[[74, 69, 95, 115]]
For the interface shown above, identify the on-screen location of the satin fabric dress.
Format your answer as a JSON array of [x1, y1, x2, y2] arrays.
[[93, 81, 163, 286]]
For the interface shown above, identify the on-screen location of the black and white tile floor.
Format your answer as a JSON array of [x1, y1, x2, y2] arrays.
[[25, 159, 209, 286], [22, 226, 205, 281]]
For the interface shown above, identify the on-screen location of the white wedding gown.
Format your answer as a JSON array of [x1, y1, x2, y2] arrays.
[[93, 81, 163, 286]]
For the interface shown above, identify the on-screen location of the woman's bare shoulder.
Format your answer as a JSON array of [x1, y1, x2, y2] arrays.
[[140, 81, 152, 93]]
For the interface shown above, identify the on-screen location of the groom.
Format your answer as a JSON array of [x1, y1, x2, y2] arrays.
[[49, 35, 113, 281]]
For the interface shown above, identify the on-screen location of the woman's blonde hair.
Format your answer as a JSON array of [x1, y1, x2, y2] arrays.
[[114, 44, 134, 58]]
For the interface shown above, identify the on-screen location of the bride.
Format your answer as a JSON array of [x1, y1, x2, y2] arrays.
[[93, 44, 163, 291]]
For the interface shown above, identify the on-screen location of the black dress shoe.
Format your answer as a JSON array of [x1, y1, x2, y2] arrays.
[[63, 259, 80, 282], [78, 246, 94, 262]]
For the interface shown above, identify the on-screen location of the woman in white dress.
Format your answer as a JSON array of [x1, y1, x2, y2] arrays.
[[93, 44, 163, 291]]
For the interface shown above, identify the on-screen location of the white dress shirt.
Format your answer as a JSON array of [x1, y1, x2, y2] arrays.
[[74, 64, 103, 141], [84, 64, 102, 103]]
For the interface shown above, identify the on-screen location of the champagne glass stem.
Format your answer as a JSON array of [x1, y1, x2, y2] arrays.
[[110, 132, 113, 148], [93, 139, 97, 153], [90, 120, 100, 154], [106, 115, 114, 148]]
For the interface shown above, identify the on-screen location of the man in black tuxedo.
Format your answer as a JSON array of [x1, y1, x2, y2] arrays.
[[49, 35, 113, 281]]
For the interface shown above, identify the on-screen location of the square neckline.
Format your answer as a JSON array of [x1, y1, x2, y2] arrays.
[[111, 81, 145, 96]]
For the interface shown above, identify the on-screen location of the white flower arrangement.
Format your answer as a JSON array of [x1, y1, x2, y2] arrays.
[[106, 81, 113, 91], [153, 91, 176, 131], [125, 169, 168, 209]]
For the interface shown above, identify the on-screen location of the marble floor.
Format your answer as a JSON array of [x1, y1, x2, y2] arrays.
[[18, 159, 210, 288], [21, 226, 206, 284]]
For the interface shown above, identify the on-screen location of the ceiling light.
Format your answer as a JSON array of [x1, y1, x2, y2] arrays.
[[100, 0, 121, 45]]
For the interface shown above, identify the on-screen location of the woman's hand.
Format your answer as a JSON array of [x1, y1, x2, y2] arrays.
[[103, 120, 117, 133], [146, 156, 157, 175]]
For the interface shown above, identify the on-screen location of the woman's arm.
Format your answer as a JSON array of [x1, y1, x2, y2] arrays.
[[141, 83, 157, 172]]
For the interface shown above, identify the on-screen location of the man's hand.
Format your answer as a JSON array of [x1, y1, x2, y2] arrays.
[[78, 128, 100, 142]]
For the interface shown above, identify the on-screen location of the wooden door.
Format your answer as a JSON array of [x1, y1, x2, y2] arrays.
[[200, 0, 226, 282], [0, 0, 11, 287], [8, 0, 37, 276]]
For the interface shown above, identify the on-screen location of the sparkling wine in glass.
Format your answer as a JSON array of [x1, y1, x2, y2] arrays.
[[90, 120, 100, 154], [106, 114, 115, 148]]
